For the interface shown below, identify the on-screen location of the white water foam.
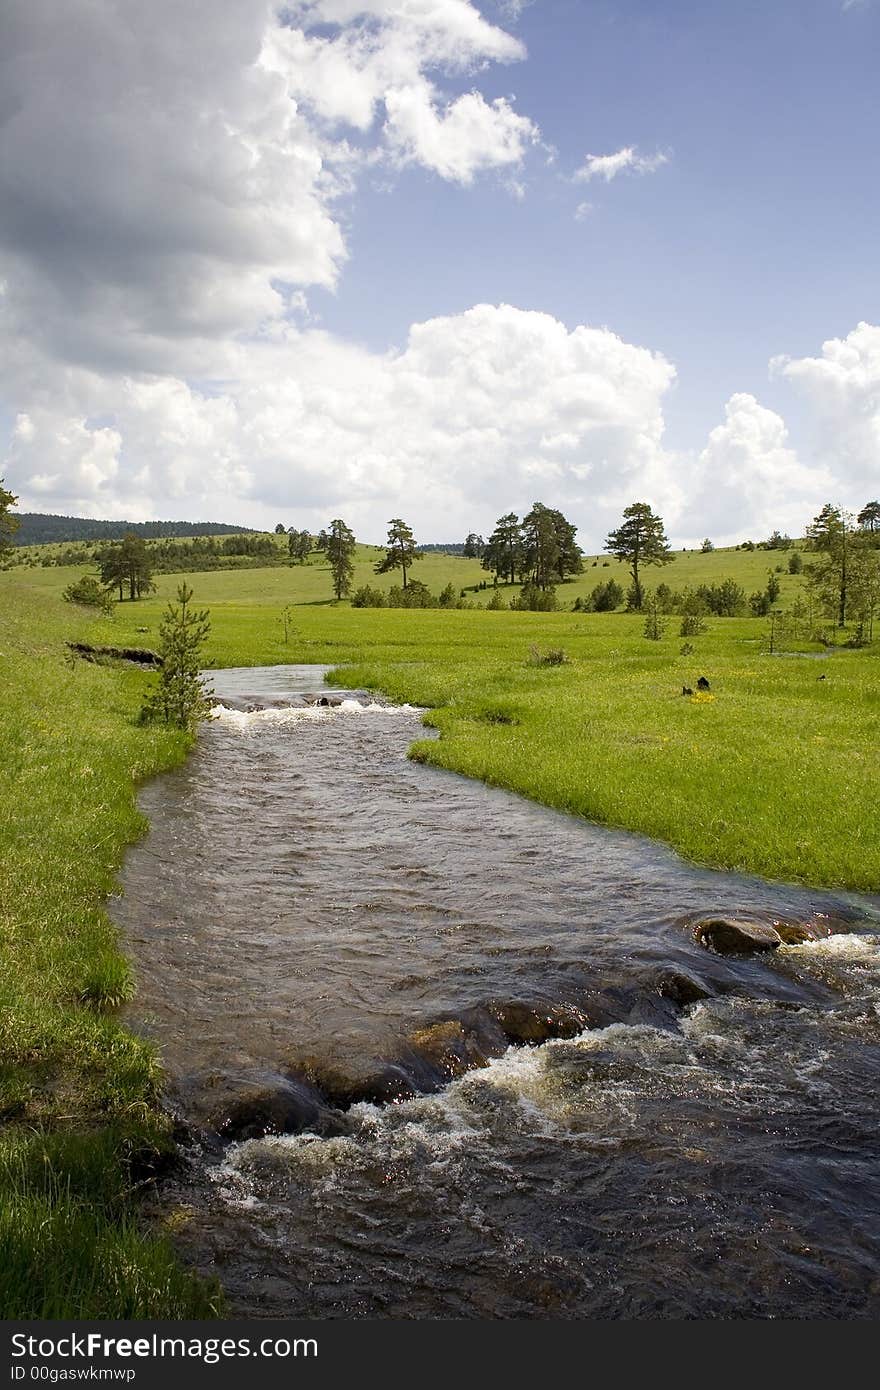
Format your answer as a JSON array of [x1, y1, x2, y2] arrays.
[[779, 932, 880, 963], [210, 699, 423, 732]]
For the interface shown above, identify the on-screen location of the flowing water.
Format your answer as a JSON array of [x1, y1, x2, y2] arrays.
[[115, 666, 880, 1319]]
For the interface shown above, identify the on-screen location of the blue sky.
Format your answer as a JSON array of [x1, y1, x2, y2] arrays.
[[1, 0, 878, 546], [314, 0, 880, 449]]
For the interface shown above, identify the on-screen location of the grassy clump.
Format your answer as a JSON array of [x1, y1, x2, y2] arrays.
[[0, 573, 220, 1317], [0, 1131, 218, 1319]]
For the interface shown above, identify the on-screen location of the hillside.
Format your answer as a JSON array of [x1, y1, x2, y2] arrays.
[[7, 538, 817, 614], [11, 513, 258, 547]]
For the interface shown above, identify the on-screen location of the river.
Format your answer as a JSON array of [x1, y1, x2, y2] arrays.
[[113, 665, 880, 1318]]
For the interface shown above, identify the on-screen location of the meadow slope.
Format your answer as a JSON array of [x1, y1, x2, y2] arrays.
[[0, 577, 220, 1316], [13, 542, 874, 891]]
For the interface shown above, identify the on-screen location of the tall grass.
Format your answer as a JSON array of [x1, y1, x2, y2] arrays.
[[0, 575, 221, 1317]]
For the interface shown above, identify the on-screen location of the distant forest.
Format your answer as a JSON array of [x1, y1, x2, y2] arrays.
[[13, 513, 256, 546]]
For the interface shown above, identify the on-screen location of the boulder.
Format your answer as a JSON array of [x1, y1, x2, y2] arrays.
[[773, 919, 831, 945], [406, 1018, 498, 1082], [693, 917, 782, 955], [487, 998, 585, 1045], [646, 969, 713, 1007], [195, 1072, 337, 1142]]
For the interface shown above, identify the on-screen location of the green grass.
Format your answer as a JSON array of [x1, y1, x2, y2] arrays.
[[7, 535, 809, 611], [0, 575, 221, 1317], [0, 541, 876, 1316], [66, 550, 875, 892]]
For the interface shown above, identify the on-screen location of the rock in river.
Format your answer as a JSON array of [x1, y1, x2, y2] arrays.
[[694, 917, 782, 954]]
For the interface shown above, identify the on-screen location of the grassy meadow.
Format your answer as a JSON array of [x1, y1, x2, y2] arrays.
[[0, 537, 877, 1316], [0, 577, 220, 1316], [13, 539, 877, 890]]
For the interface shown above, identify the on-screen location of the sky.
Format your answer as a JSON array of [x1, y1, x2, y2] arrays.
[[0, 0, 878, 548]]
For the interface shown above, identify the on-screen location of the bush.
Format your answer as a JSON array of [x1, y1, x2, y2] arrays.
[[643, 598, 667, 640], [578, 578, 624, 612], [511, 582, 557, 612], [788, 551, 803, 574], [694, 579, 748, 616], [680, 612, 707, 637], [62, 576, 113, 613], [351, 585, 387, 608], [387, 581, 436, 609], [527, 645, 567, 666], [654, 582, 677, 613]]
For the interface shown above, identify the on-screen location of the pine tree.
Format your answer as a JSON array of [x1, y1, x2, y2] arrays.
[[0, 478, 19, 560], [806, 504, 859, 628], [98, 533, 155, 601], [521, 503, 561, 590], [142, 584, 214, 731], [604, 502, 674, 610], [858, 501, 880, 534], [481, 513, 522, 585], [326, 518, 356, 598], [374, 518, 420, 589]]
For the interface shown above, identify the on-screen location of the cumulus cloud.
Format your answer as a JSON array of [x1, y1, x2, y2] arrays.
[[4, 304, 680, 539], [689, 394, 834, 545], [574, 146, 669, 183], [0, 0, 537, 381], [771, 322, 880, 505]]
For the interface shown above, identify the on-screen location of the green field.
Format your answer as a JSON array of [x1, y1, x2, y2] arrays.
[[0, 577, 220, 1317], [8, 534, 811, 612], [11, 542, 876, 889], [1, 540, 877, 1317]]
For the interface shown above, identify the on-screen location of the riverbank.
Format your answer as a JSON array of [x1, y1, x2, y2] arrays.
[[0, 575, 219, 1316], [1, 559, 877, 1315], [79, 562, 877, 891]]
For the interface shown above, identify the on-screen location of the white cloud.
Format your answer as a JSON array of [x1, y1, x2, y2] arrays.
[[771, 322, 880, 505], [0, 0, 538, 384], [383, 86, 537, 181], [4, 305, 680, 540], [689, 393, 834, 544], [575, 146, 669, 184]]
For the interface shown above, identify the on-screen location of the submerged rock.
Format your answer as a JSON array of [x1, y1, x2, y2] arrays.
[[487, 998, 586, 1045], [405, 1017, 501, 1082], [194, 1071, 339, 1141], [644, 969, 713, 1007], [773, 919, 832, 945], [693, 917, 782, 955]]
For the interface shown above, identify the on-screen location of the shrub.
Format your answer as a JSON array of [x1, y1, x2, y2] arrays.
[[62, 576, 113, 614], [694, 579, 748, 616], [527, 644, 567, 666], [643, 597, 667, 640], [580, 578, 624, 612], [788, 551, 803, 574], [511, 582, 557, 612], [680, 612, 707, 637], [351, 585, 387, 608], [387, 580, 436, 609], [654, 582, 677, 613]]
